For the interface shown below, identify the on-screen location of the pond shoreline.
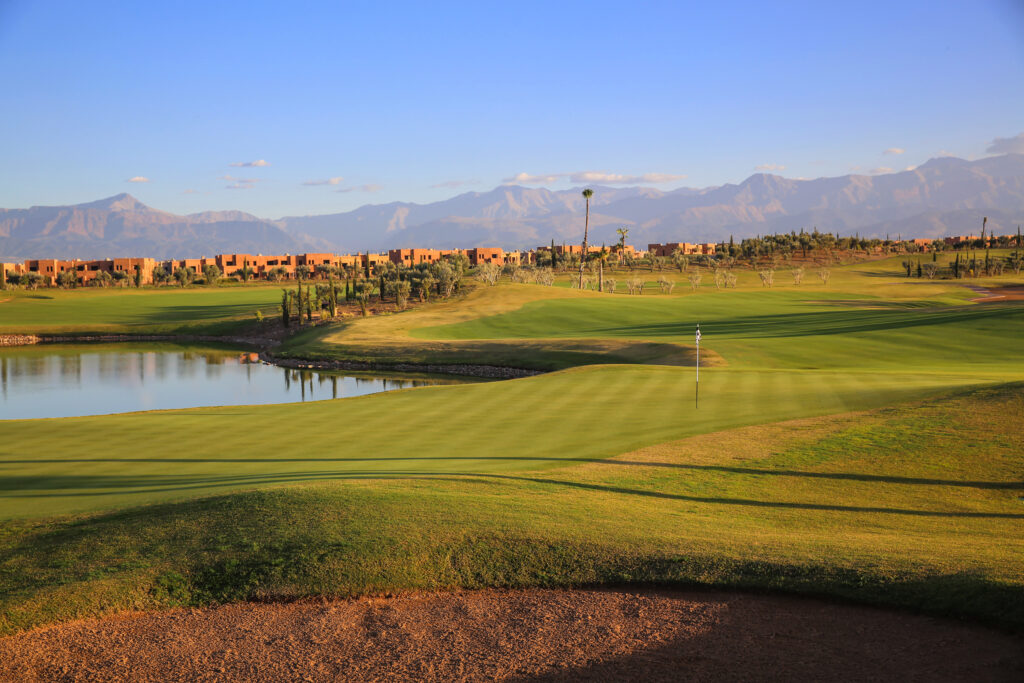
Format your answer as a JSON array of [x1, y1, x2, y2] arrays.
[[0, 333, 543, 379]]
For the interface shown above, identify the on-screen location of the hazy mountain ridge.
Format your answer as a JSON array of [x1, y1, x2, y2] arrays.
[[0, 197, 307, 261], [2, 155, 1022, 261]]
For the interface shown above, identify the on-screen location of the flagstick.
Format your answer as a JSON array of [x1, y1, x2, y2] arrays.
[[695, 323, 700, 410]]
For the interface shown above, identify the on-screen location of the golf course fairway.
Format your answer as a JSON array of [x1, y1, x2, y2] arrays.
[[1, 257, 1022, 635]]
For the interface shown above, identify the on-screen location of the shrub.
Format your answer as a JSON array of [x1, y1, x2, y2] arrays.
[[476, 262, 501, 286]]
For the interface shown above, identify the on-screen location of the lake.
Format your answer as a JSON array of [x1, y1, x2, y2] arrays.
[[0, 343, 475, 419]]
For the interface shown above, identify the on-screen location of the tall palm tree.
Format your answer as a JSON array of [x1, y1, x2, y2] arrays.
[[579, 188, 593, 288], [616, 226, 630, 264]]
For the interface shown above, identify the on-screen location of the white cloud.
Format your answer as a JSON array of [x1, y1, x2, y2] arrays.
[[986, 132, 1024, 155], [569, 171, 687, 184], [182, 189, 199, 194], [225, 183, 254, 190], [430, 179, 478, 189], [869, 166, 894, 175], [504, 170, 686, 185], [903, 165, 917, 172], [303, 177, 344, 186], [126, 176, 150, 183], [754, 163, 785, 172], [229, 159, 271, 167], [883, 147, 906, 155], [219, 174, 262, 183], [336, 183, 382, 193], [504, 172, 563, 185]]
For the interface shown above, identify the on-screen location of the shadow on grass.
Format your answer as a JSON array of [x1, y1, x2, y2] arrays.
[[3, 457, 1021, 490], [2, 471, 1020, 518], [586, 303, 1024, 340], [4, 491, 1023, 631]]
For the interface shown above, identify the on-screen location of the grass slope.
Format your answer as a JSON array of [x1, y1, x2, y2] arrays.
[[1, 384, 1021, 635], [0, 286, 280, 335]]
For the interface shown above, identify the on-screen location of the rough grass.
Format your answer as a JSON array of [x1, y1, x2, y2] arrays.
[[0, 285, 282, 335], [1, 384, 1021, 635]]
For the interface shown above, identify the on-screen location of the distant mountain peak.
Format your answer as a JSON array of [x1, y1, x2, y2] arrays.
[[76, 193, 150, 212]]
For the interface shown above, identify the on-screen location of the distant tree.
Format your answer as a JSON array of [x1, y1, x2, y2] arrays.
[[173, 267, 193, 288], [626, 277, 645, 295], [578, 188, 593, 288], [393, 280, 411, 309], [413, 272, 436, 302], [112, 270, 129, 287], [791, 266, 805, 285], [203, 264, 221, 286], [296, 264, 311, 281], [134, 266, 143, 288], [922, 263, 939, 279], [238, 265, 255, 282], [354, 281, 371, 316], [476, 262, 501, 286], [616, 227, 629, 263], [817, 267, 831, 286], [757, 269, 775, 288], [93, 270, 114, 288], [604, 277, 616, 293], [266, 266, 288, 282], [1009, 252, 1024, 276], [151, 266, 169, 285], [315, 264, 338, 280], [22, 272, 45, 289], [687, 272, 701, 291], [56, 269, 78, 289], [658, 274, 676, 294], [671, 247, 688, 272], [280, 289, 290, 327]]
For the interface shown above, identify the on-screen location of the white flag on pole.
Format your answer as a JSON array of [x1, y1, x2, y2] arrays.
[[695, 326, 701, 344]]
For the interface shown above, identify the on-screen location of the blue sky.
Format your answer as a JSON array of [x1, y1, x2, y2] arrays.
[[1, 0, 1022, 217]]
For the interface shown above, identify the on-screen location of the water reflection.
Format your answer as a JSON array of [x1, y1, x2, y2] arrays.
[[0, 344, 473, 419]]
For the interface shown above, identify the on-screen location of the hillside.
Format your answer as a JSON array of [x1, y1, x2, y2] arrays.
[[3, 155, 1023, 260]]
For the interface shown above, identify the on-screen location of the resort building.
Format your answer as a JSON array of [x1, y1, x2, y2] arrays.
[[647, 242, 717, 257]]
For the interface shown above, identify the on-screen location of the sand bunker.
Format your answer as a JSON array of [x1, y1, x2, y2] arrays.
[[1, 588, 1020, 681]]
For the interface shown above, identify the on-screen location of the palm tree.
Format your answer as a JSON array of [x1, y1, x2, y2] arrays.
[[578, 188, 593, 288], [616, 227, 629, 264]]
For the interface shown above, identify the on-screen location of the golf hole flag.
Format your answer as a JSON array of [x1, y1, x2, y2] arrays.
[[695, 324, 700, 408]]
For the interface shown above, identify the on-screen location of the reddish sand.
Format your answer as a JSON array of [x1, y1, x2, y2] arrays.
[[1, 589, 1020, 682], [966, 284, 1024, 303]]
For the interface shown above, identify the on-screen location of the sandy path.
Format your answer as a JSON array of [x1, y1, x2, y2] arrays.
[[0, 589, 1020, 682]]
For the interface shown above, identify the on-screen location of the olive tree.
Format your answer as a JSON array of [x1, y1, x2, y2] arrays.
[[203, 264, 221, 286]]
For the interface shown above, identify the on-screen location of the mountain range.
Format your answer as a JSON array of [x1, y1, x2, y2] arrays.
[[3, 154, 1023, 261]]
